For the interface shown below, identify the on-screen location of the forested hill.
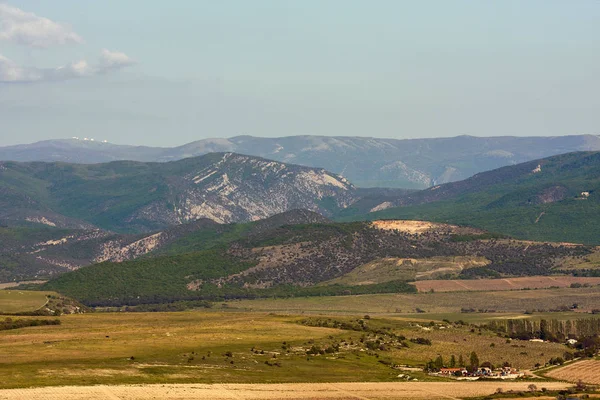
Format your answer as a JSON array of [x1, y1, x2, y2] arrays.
[[43, 219, 592, 307], [0, 152, 356, 233], [355, 151, 600, 245]]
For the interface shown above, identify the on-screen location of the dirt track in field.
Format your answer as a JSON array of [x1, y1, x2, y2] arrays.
[[413, 276, 600, 293], [0, 382, 572, 400]]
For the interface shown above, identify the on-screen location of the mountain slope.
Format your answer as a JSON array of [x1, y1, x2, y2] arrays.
[[362, 151, 600, 244], [43, 219, 591, 306], [2, 135, 600, 188], [0, 210, 331, 282], [0, 153, 356, 233]]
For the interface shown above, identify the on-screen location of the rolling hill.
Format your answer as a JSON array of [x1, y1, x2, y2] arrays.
[[359, 151, 600, 244], [42, 217, 592, 307], [2, 134, 599, 188]]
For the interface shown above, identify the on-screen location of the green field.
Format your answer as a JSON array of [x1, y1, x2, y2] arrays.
[[0, 290, 53, 314], [0, 310, 573, 389]]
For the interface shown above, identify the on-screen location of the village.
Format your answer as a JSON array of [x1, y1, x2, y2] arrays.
[[432, 366, 524, 380]]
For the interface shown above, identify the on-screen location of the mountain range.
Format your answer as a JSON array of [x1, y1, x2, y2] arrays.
[[2, 134, 599, 188], [2, 148, 600, 287]]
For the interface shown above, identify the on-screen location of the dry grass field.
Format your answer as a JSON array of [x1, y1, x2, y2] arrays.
[[0, 290, 53, 314], [558, 247, 600, 270], [0, 310, 574, 390], [545, 359, 600, 384], [229, 286, 600, 314], [0, 381, 573, 400], [323, 256, 489, 286], [413, 276, 600, 293], [0, 281, 46, 290]]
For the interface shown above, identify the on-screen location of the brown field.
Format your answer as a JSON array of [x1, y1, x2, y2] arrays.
[[0, 381, 572, 400], [545, 359, 600, 384], [414, 276, 600, 293]]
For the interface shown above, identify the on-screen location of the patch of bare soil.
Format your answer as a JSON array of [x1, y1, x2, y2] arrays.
[[371, 220, 483, 236], [0, 382, 571, 400]]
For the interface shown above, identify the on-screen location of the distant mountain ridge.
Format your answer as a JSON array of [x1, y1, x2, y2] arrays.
[[2, 135, 599, 188]]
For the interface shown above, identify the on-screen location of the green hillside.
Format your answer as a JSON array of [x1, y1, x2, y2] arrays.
[[43, 219, 590, 307], [358, 152, 600, 245]]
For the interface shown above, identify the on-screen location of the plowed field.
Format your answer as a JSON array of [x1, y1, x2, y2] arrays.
[[545, 359, 600, 384]]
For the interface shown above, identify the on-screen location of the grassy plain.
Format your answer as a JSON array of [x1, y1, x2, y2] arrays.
[[227, 286, 600, 315], [0, 310, 573, 390], [0, 290, 53, 314]]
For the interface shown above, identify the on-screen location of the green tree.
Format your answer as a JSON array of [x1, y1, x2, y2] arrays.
[[434, 355, 444, 370], [469, 351, 480, 371], [458, 354, 465, 367], [449, 355, 456, 368]]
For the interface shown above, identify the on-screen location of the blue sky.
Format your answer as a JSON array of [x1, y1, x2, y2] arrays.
[[0, 1, 598, 146]]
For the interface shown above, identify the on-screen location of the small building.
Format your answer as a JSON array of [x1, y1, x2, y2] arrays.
[[439, 368, 467, 376]]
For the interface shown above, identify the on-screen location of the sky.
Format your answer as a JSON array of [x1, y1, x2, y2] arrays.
[[0, 1, 598, 147]]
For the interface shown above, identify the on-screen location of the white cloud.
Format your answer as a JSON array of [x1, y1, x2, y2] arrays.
[[0, 4, 83, 48], [98, 49, 135, 73], [0, 51, 134, 83]]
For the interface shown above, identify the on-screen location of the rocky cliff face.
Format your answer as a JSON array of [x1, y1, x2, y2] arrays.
[[129, 153, 355, 226]]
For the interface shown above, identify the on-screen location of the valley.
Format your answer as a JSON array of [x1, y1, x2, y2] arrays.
[[1, 147, 600, 399]]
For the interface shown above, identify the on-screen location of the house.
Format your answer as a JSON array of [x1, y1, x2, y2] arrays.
[[439, 368, 467, 376]]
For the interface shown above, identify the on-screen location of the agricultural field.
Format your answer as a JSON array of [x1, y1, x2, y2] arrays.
[[0, 310, 574, 390], [228, 286, 600, 315], [413, 276, 600, 293], [545, 359, 600, 384], [0, 290, 52, 314], [0, 381, 573, 400]]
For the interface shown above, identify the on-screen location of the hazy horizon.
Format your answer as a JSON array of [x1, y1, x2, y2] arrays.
[[1, 1, 598, 146], [3, 132, 600, 149]]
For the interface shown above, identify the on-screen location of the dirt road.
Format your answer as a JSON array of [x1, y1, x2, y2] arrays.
[[0, 381, 571, 400]]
